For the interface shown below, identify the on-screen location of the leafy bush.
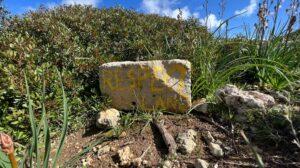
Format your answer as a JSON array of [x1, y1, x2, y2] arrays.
[[0, 5, 208, 145]]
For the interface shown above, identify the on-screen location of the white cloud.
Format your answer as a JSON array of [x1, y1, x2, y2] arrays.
[[141, 0, 222, 30], [199, 14, 223, 30], [62, 0, 101, 7], [234, 0, 258, 16], [141, 0, 197, 19]]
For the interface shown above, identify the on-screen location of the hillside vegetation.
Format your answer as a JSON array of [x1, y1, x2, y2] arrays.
[[0, 3, 299, 167], [0, 5, 209, 144]]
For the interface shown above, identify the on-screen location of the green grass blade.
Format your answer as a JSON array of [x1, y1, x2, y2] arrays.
[[40, 70, 51, 168], [42, 115, 51, 168], [52, 68, 69, 168], [0, 150, 12, 168], [24, 71, 38, 168], [219, 63, 293, 89]]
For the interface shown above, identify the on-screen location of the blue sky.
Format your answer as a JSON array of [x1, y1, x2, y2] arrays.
[[3, 0, 297, 36]]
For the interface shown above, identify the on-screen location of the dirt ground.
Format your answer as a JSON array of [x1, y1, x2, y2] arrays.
[[57, 114, 300, 168]]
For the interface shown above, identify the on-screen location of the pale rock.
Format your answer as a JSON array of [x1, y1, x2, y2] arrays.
[[142, 160, 149, 165], [203, 131, 215, 143], [186, 129, 197, 138], [293, 106, 300, 113], [162, 160, 172, 168], [119, 131, 127, 138], [110, 146, 116, 152], [132, 158, 143, 167], [215, 139, 222, 145], [173, 160, 180, 167], [97, 145, 111, 156], [117, 146, 134, 166], [177, 129, 197, 154], [96, 108, 120, 129], [82, 155, 93, 167], [195, 159, 209, 168], [92, 146, 99, 153], [216, 84, 275, 113], [209, 142, 224, 157], [99, 59, 192, 113]]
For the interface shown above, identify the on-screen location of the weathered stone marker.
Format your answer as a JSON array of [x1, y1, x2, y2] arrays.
[[99, 59, 191, 113]]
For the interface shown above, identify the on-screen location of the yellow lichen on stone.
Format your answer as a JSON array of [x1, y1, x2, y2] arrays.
[[99, 59, 191, 113]]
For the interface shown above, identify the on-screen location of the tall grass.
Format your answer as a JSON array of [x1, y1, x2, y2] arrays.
[[192, 0, 299, 99], [20, 67, 69, 168]]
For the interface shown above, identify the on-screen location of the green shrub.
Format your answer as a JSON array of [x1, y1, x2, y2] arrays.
[[0, 5, 208, 145]]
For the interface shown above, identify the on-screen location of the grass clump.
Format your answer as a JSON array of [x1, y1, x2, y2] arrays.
[[0, 67, 69, 167]]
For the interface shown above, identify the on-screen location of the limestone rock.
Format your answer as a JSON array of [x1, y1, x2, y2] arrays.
[[195, 159, 209, 168], [209, 142, 224, 157], [177, 129, 197, 154], [117, 146, 134, 166], [293, 106, 300, 113], [97, 145, 111, 156], [216, 84, 275, 113], [99, 59, 192, 113], [203, 131, 215, 143], [82, 155, 93, 167], [96, 108, 120, 129], [162, 160, 172, 168]]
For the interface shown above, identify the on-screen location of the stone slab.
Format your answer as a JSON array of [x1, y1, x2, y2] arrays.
[[99, 59, 192, 113]]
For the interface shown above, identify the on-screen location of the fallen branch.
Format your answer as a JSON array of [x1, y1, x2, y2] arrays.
[[153, 119, 177, 156]]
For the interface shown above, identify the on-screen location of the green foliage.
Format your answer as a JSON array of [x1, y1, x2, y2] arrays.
[[0, 6, 208, 146], [19, 68, 69, 168], [192, 6, 300, 98], [0, 150, 11, 168]]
